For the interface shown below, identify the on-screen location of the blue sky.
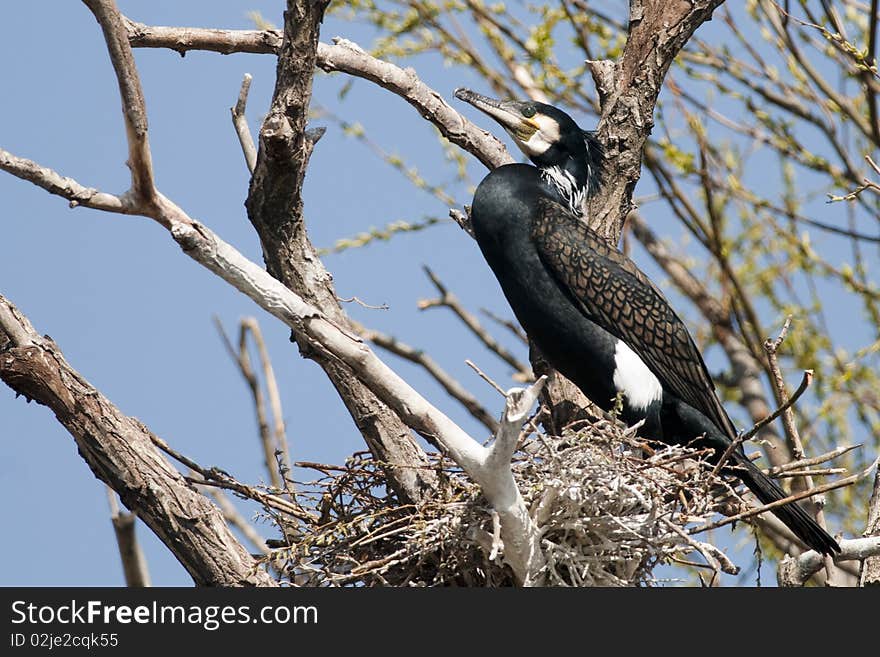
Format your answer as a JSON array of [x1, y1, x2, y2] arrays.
[[1, 2, 871, 586]]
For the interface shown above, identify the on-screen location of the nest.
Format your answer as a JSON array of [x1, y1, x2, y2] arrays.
[[260, 418, 738, 586]]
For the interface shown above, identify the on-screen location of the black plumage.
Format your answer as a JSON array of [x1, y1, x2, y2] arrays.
[[456, 88, 839, 555]]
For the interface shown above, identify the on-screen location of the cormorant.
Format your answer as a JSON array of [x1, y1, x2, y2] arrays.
[[455, 88, 840, 555]]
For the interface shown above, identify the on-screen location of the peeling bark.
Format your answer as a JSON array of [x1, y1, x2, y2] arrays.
[[589, 1, 726, 242], [244, 1, 437, 504]]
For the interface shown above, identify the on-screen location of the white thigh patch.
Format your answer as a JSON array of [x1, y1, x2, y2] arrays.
[[612, 340, 663, 411]]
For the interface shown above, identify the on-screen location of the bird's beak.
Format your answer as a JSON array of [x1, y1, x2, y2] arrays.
[[454, 88, 539, 141]]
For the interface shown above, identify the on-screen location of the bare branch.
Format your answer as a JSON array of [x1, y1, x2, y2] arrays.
[[122, 18, 511, 171], [316, 38, 511, 170], [0, 149, 131, 214], [0, 301, 35, 349], [0, 294, 275, 586], [480, 308, 528, 344], [860, 466, 880, 585], [83, 0, 156, 206], [151, 433, 312, 523], [692, 457, 878, 536], [213, 317, 282, 490], [243, 1, 437, 505], [479, 377, 548, 584], [465, 360, 508, 398], [125, 18, 282, 55], [105, 487, 151, 587], [738, 370, 813, 444], [231, 74, 257, 174], [200, 486, 270, 557], [767, 444, 863, 476], [764, 317, 809, 462], [419, 266, 532, 379], [354, 321, 500, 433], [241, 318, 291, 478], [764, 317, 837, 581], [779, 536, 880, 587]]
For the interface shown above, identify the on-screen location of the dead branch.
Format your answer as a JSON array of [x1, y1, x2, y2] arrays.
[[214, 317, 284, 491], [231, 73, 257, 174], [150, 433, 313, 523], [419, 266, 532, 379], [738, 370, 813, 444], [105, 487, 151, 587], [199, 486, 270, 557], [125, 18, 283, 55], [764, 318, 811, 464], [478, 377, 548, 584], [692, 457, 878, 536], [767, 444, 862, 476], [764, 317, 837, 581], [124, 22, 509, 169], [860, 467, 880, 585], [0, 294, 275, 586], [353, 321, 500, 433], [778, 536, 880, 587], [242, 1, 437, 505], [241, 318, 291, 480], [480, 308, 529, 344]]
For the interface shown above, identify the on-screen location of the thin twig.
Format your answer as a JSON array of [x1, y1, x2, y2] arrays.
[[776, 468, 847, 478], [231, 73, 257, 174], [200, 485, 270, 556], [337, 296, 389, 311], [481, 308, 528, 344], [241, 318, 291, 484], [738, 369, 814, 444], [692, 457, 878, 536], [150, 433, 315, 523], [763, 317, 806, 460], [763, 317, 836, 582], [419, 266, 532, 378], [213, 316, 281, 490], [767, 444, 862, 476], [105, 486, 151, 587], [465, 359, 507, 397], [711, 367, 813, 478], [354, 321, 500, 433]]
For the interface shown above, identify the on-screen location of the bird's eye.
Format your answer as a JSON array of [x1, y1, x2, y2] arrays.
[[521, 106, 536, 118]]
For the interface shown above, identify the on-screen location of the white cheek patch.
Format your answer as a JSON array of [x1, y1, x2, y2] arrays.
[[516, 115, 560, 157], [612, 340, 663, 411], [535, 115, 560, 142]]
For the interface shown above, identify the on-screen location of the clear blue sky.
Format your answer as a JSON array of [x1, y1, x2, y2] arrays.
[[0, 2, 868, 586]]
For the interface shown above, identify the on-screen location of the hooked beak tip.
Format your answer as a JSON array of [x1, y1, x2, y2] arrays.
[[454, 88, 475, 103]]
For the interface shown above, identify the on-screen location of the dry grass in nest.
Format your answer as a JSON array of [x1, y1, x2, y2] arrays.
[[260, 418, 740, 586]]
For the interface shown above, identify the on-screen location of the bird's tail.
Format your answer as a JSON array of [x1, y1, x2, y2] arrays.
[[730, 451, 840, 555]]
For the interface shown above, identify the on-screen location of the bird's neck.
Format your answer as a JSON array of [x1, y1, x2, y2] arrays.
[[539, 161, 588, 217]]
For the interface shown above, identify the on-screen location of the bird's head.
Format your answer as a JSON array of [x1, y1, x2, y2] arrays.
[[454, 88, 603, 197]]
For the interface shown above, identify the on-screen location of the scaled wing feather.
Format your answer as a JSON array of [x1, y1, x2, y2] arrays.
[[531, 198, 737, 440]]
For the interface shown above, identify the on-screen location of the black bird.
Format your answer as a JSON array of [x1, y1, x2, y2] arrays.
[[455, 88, 840, 555]]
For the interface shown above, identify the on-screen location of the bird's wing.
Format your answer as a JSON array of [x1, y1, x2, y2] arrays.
[[531, 198, 737, 440]]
